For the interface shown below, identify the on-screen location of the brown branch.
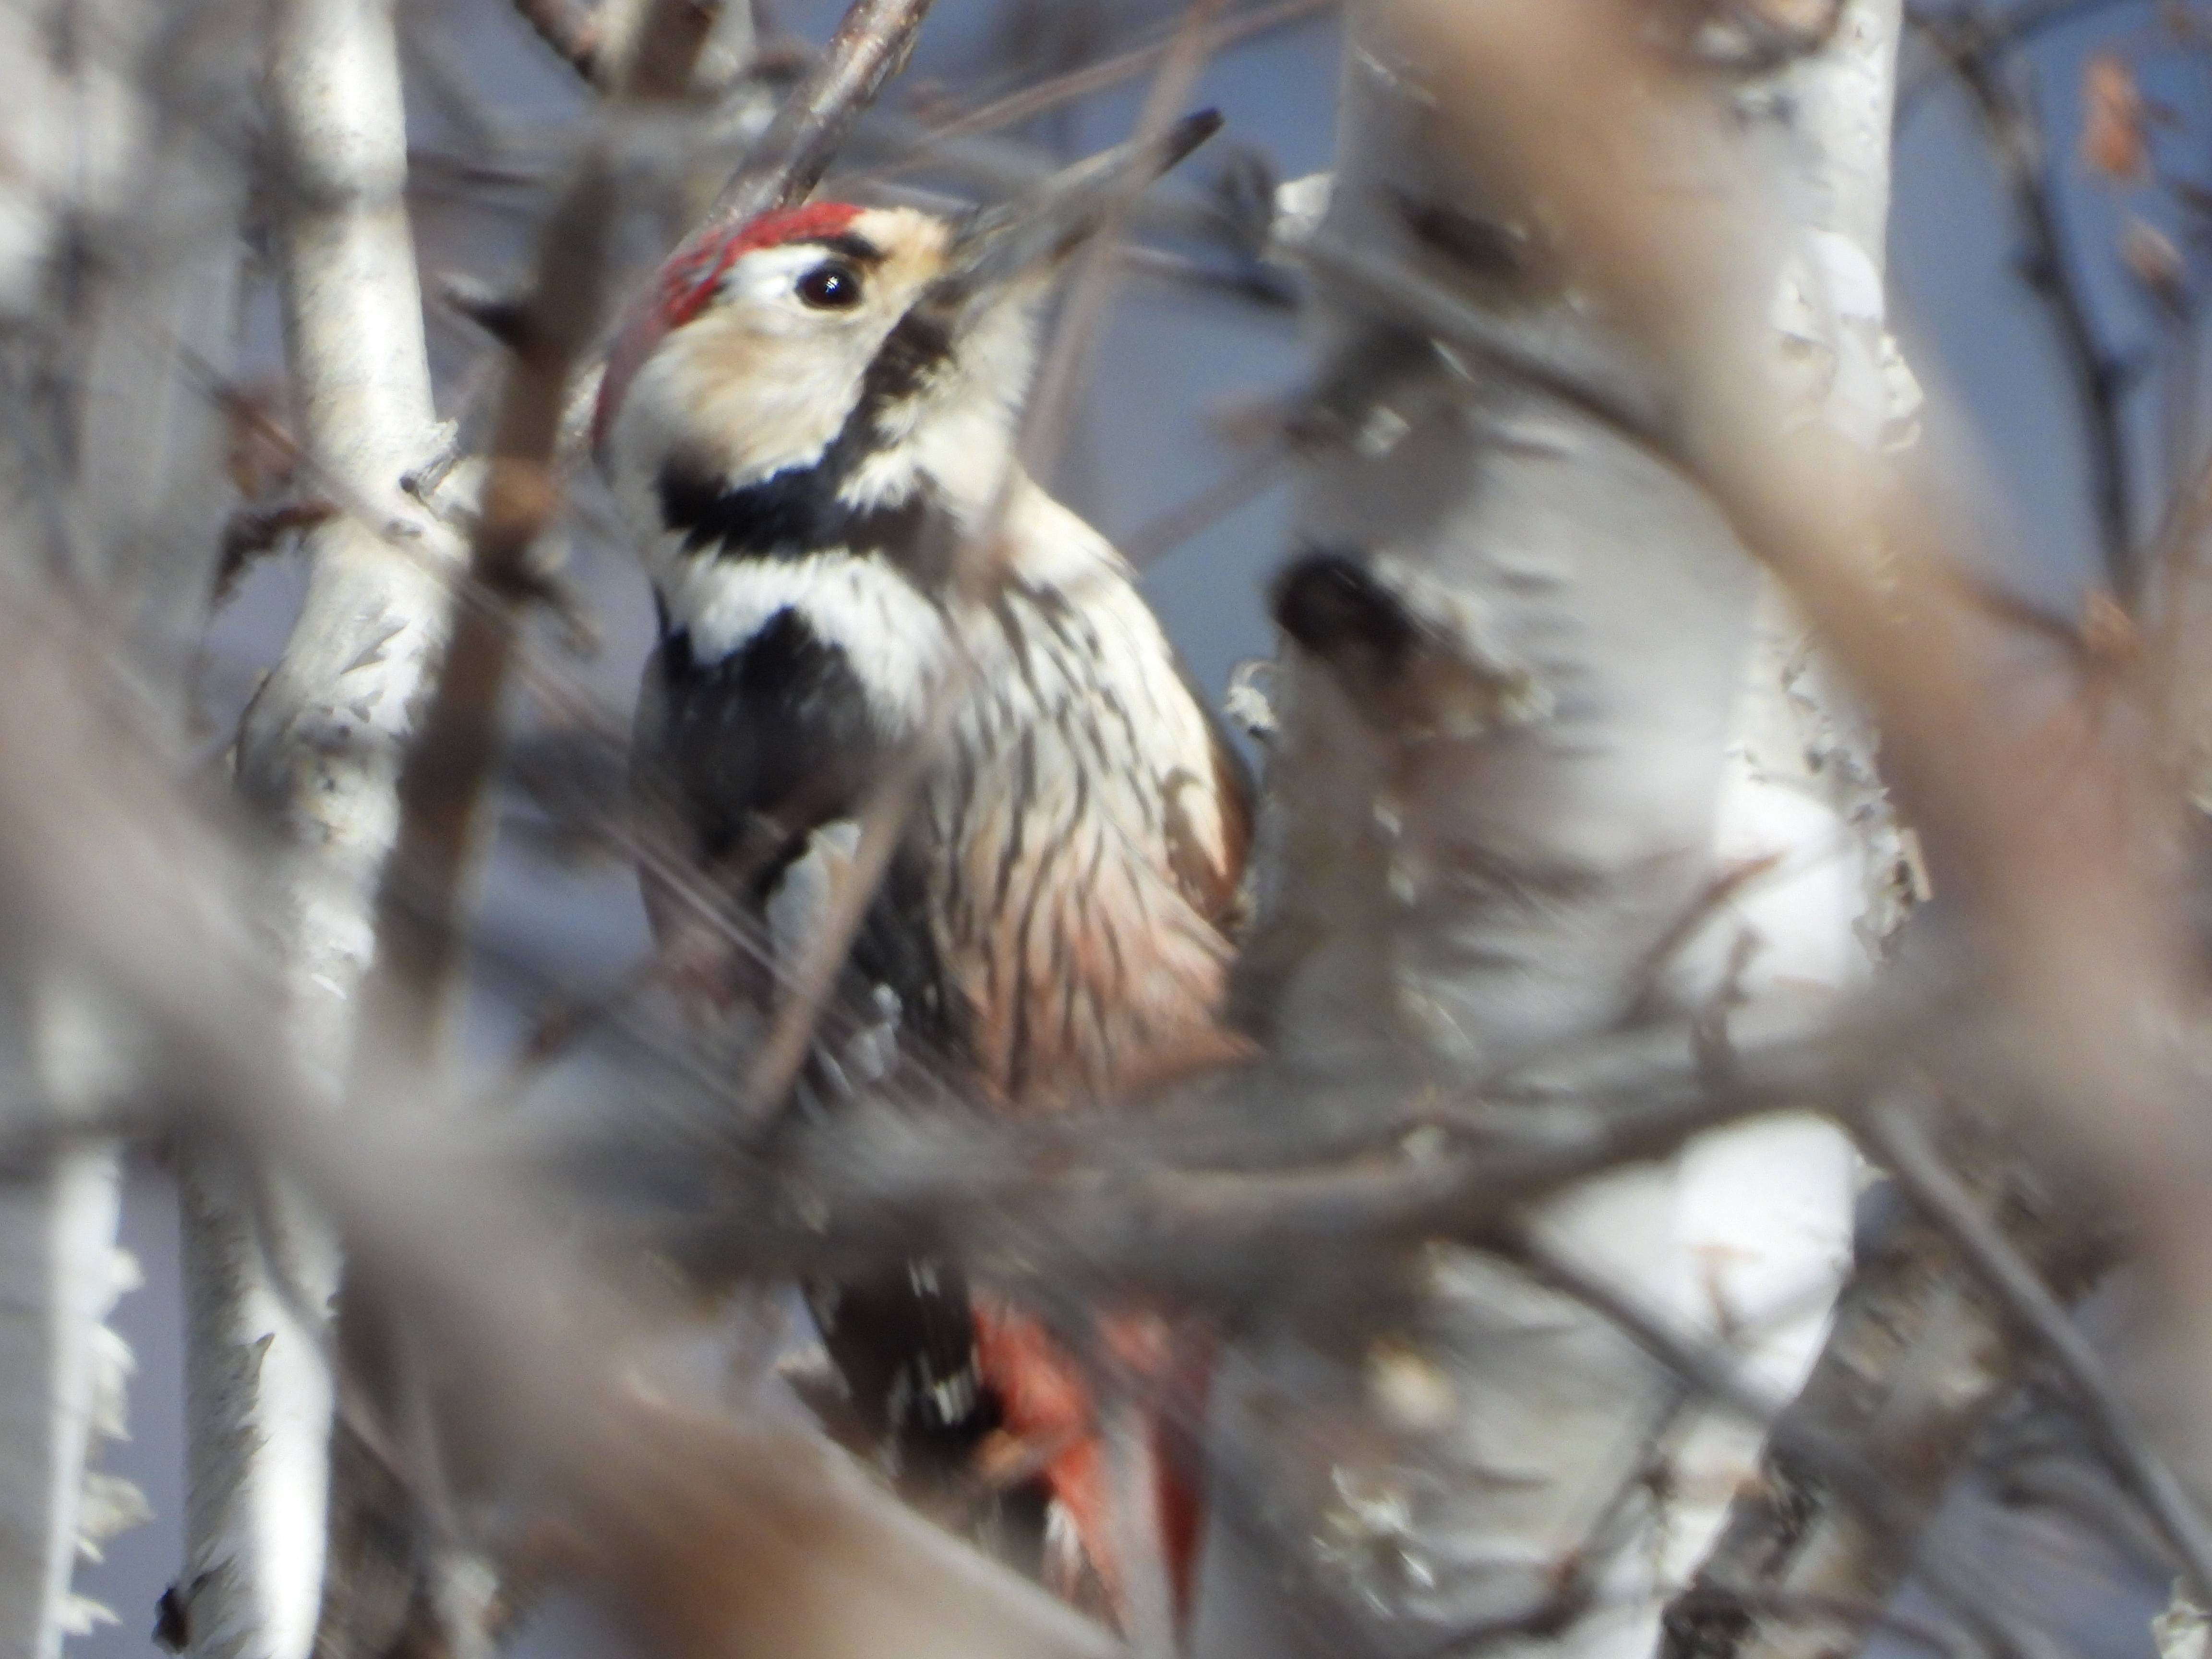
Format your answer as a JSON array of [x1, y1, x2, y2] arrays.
[[1923, 11, 2138, 598], [678, 1008, 1870, 1298], [512, 0, 604, 81], [0, 613, 1126, 1659], [361, 0, 731, 1067], [706, 0, 939, 227], [1863, 1095, 2212, 1607], [622, 0, 720, 100], [358, 155, 629, 1068]]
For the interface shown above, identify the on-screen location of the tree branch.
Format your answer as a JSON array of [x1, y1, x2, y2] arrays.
[[0, 613, 1129, 1659], [1922, 11, 2138, 597], [1864, 1095, 2212, 1606], [706, 0, 939, 226], [1520, 1234, 2055, 1659], [511, 0, 604, 82], [1659, 1104, 2111, 1659]]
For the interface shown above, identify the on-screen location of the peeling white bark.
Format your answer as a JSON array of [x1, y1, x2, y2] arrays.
[[2160, 1584, 2209, 1659], [1654, 0, 1910, 1612], [182, 0, 460, 1649], [0, 1151, 132, 1659], [0, 980, 138, 1659], [1219, 5, 1904, 1655]]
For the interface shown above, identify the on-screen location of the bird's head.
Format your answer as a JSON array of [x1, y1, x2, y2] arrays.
[[594, 112, 1222, 531]]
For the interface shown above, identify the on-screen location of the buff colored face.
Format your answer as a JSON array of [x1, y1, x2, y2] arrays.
[[599, 201, 1048, 556], [610, 206, 960, 490]]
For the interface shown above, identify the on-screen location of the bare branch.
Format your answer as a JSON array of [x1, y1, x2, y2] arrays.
[[0, 613, 1130, 1659], [1923, 14, 2137, 598], [1863, 1095, 2212, 1608], [674, 1010, 1867, 1300], [707, 0, 940, 227], [511, 0, 604, 82], [355, 156, 628, 1068], [914, 0, 1334, 145], [1661, 1105, 2111, 1659], [1518, 1235, 2051, 1659]]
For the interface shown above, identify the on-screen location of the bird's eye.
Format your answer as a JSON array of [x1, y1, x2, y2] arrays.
[[796, 263, 863, 310]]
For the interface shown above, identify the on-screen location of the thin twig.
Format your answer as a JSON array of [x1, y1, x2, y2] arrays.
[[1863, 1094, 2212, 1609], [737, 685, 956, 1110], [1899, 0, 2145, 116], [689, 1013, 1864, 1295], [916, 0, 1334, 146], [1402, 1377, 1700, 1659], [1121, 441, 1289, 569], [358, 155, 629, 1068], [1115, 243, 1300, 312], [708, 0, 939, 226], [510, 0, 603, 81], [1515, 1237, 2054, 1659], [1017, 0, 1231, 478], [1932, 17, 2137, 596], [358, 0, 747, 1066], [1103, 1384, 1176, 1659]]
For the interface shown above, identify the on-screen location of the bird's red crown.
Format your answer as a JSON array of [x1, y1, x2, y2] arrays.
[[594, 201, 866, 453], [652, 201, 865, 330]]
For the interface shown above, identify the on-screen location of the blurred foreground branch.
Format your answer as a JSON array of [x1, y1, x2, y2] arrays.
[[0, 610, 1127, 1659]]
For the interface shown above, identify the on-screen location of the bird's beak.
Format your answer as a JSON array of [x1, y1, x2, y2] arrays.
[[929, 109, 1224, 309]]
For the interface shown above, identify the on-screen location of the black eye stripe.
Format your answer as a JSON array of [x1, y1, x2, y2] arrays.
[[815, 232, 886, 265]]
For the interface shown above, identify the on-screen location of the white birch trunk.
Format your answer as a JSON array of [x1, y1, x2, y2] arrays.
[[0, 1145, 132, 1659], [1209, 6, 1906, 1655], [0, 978, 137, 1659], [0, 962, 168, 1659], [1653, 0, 1913, 1604], [180, 0, 460, 1647]]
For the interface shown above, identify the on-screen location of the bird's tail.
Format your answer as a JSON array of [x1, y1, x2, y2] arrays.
[[972, 1300, 1213, 1634]]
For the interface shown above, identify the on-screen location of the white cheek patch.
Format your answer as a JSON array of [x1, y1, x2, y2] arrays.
[[655, 542, 952, 734], [719, 244, 851, 332]]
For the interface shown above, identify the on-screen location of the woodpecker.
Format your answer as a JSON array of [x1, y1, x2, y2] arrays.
[[594, 116, 1251, 1625]]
